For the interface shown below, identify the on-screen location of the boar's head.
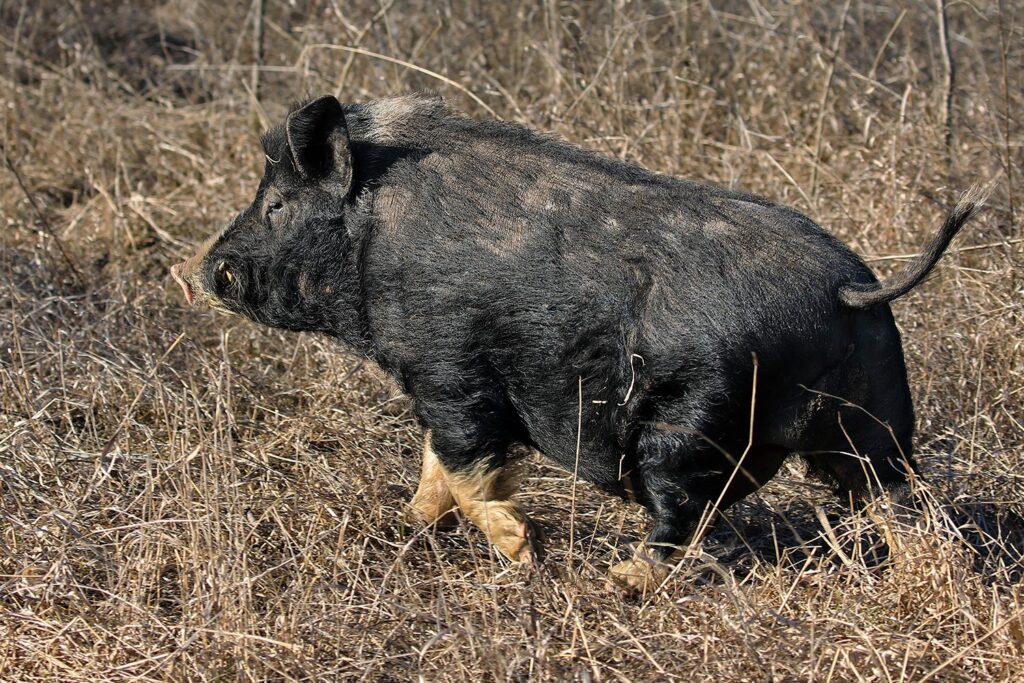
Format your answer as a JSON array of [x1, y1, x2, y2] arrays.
[[170, 96, 360, 337]]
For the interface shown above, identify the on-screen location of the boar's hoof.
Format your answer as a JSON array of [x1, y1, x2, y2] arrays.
[[516, 518, 545, 564], [606, 556, 671, 596], [479, 504, 543, 564]]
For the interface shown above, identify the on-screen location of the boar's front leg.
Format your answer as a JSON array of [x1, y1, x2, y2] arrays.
[[446, 464, 540, 564], [408, 431, 458, 528], [418, 430, 540, 563]]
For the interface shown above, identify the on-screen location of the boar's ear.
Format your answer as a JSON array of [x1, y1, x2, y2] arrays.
[[285, 95, 353, 193]]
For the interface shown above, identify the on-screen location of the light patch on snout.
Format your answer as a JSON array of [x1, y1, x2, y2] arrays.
[[171, 227, 226, 307]]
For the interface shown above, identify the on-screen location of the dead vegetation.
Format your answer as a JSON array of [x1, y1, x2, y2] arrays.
[[1, 1, 1022, 680]]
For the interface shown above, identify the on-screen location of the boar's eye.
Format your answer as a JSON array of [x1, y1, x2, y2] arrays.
[[266, 200, 284, 217]]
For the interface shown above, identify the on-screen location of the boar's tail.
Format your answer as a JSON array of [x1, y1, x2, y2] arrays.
[[839, 187, 986, 309]]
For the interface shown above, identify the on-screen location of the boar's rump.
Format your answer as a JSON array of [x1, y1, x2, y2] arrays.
[[171, 94, 980, 593]]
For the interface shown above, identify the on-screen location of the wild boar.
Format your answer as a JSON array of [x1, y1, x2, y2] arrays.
[[170, 94, 980, 593]]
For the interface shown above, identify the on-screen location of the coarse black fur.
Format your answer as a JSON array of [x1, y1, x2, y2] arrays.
[[180, 94, 980, 565]]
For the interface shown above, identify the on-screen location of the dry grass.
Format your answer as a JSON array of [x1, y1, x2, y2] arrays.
[[1, 1, 1023, 680]]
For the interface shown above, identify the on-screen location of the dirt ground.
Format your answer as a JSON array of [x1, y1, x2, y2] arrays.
[[1, 1, 1022, 681]]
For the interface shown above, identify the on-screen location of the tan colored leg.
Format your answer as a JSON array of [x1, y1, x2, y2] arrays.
[[409, 431, 458, 527], [446, 460, 539, 563], [606, 547, 677, 595]]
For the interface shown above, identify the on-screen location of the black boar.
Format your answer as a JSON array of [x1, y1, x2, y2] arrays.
[[170, 95, 979, 592]]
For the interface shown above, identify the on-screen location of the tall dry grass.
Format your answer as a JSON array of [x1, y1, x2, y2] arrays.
[[1, 1, 1022, 680]]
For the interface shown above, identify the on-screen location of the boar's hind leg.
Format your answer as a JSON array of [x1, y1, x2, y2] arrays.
[[793, 341, 918, 505], [801, 404, 917, 505], [609, 443, 789, 594], [408, 431, 458, 528]]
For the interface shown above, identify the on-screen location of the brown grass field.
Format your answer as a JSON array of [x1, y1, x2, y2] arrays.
[[1, 1, 1023, 680]]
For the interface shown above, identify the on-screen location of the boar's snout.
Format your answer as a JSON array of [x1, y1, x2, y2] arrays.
[[170, 261, 195, 306], [171, 230, 224, 307]]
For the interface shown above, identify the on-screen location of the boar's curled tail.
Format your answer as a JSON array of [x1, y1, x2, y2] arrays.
[[839, 187, 986, 309]]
